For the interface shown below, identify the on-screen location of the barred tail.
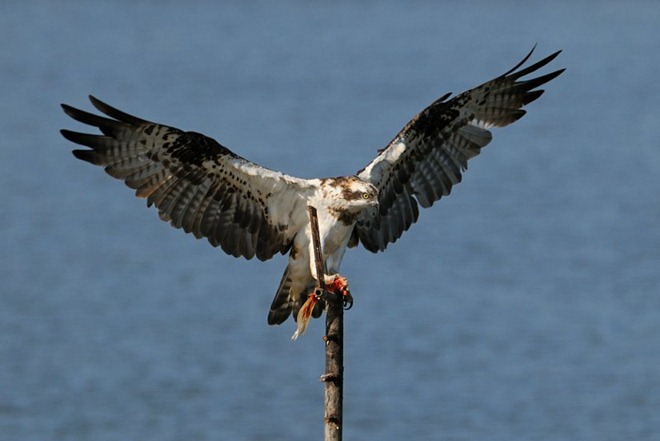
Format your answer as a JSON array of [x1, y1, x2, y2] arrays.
[[267, 265, 323, 327], [268, 266, 295, 325]]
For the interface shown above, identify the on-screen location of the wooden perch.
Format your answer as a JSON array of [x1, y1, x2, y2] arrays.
[[307, 206, 344, 441]]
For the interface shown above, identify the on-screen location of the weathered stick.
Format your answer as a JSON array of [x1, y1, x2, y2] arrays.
[[322, 291, 343, 441], [307, 206, 343, 441], [308, 206, 327, 293]]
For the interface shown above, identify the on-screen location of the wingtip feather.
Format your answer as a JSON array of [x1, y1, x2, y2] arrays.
[[88, 95, 148, 125], [71, 148, 97, 164]]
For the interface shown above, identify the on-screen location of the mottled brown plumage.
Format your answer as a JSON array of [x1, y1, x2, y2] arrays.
[[62, 47, 563, 337]]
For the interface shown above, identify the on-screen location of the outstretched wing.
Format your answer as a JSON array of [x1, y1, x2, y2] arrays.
[[353, 48, 564, 252], [62, 96, 316, 261]]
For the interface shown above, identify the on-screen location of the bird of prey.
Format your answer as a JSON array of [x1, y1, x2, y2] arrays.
[[61, 48, 563, 338]]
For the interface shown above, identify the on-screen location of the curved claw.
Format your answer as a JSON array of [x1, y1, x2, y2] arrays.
[[324, 274, 354, 310], [342, 292, 354, 310]]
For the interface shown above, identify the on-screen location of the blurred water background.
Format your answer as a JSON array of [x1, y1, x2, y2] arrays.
[[2, 1, 659, 440]]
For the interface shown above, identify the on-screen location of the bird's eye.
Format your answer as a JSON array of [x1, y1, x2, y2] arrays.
[[362, 193, 370, 199]]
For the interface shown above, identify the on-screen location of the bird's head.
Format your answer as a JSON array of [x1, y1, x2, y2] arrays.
[[321, 176, 379, 212]]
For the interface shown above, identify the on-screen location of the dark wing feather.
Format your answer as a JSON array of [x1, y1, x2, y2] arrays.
[[354, 48, 564, 252], [62, 96, 315, 261]]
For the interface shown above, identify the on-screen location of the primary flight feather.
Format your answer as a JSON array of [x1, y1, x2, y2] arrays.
[[61, 47, 564, 338]]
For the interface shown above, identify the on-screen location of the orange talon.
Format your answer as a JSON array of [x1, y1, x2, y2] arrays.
[[325, 274, 348, 295], [292, 293, 318, 340], [292, 275, 354, 339], [325, 274, 353, 309]]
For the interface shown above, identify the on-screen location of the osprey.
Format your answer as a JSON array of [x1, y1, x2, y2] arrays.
[[61, 48, 563, 338]]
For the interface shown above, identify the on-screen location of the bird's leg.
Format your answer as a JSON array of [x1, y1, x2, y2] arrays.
[[292, 275, 354, 339], [324, 274, 354, 310]]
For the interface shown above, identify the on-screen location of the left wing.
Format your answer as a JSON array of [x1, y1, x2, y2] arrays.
[[61, 96, 317, 261], [353, 48, 564, 252]]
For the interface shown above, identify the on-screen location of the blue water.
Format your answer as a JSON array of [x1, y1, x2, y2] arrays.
[[2, 1, 659, 440]]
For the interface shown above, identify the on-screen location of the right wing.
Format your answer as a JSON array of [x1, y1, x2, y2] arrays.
[[353, 48, 564, 252]]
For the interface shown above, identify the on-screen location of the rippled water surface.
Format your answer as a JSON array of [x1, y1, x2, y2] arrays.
[[2, 1, 659, 440]]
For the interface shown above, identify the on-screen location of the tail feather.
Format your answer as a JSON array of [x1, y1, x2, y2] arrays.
[[267, 266, 324, 326], [268, 267, 294, 325]]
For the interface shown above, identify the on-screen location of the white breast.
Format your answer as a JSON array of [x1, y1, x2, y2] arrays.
[[316, 206, 354, 274]]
